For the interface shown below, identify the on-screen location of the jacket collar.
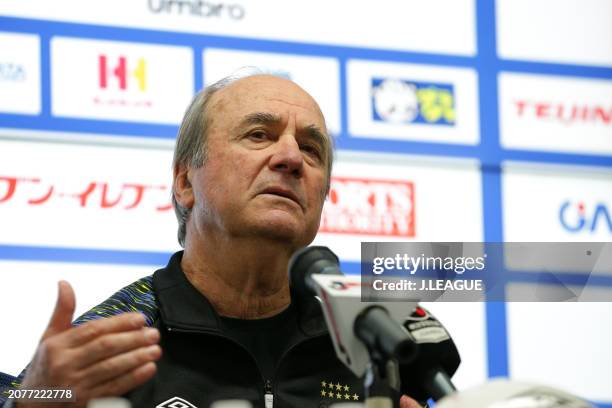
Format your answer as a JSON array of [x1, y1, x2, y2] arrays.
[[153, 251, 327, 337]]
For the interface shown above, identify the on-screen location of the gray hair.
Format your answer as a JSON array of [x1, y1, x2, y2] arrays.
[[171, 69, 334, 247]]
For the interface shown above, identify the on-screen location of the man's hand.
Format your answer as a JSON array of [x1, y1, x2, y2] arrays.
[[18, 281, 161, 407], [401, 394, 424, 408]]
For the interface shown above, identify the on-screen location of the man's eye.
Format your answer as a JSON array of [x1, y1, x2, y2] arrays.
[[301, 144, 322, 159], [248, 130, 268, 140]]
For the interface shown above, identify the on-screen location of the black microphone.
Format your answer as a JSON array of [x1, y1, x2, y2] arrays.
[[289, 246, 461, 402], [399, 306, 460, 401], [288, 246, 418, 367], [288, 246, 342, 297]]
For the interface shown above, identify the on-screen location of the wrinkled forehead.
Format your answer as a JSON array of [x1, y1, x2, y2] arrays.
[[208, 75, 327, 132]]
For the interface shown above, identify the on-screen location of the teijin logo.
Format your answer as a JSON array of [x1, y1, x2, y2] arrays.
[[147, 0, 245, 20], [514, 100, 611, 126]]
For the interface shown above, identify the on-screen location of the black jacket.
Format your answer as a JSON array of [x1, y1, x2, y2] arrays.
[[121, 252, 365, 408]]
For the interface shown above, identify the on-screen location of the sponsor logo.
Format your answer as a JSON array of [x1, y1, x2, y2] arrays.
[[0, 175, 172, 212], [403, 306, 450, 344], [98, 54, 146, 92], [95, 54, 152, 108], [52, 38, 193, 123], [320, 177, 415, 237], [147, 0, 245, 20], [0, 62, 26, 82], [514, 100, 611, 126], [156, 397, 197, 408], [559, 201, 612, 233], [371, 78, 456, 125]]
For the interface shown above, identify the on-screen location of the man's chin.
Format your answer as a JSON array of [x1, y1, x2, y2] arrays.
[[248, 216, 315, 247]]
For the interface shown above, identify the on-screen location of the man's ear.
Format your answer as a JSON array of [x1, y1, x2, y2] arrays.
[[173, 164, 195, 209]]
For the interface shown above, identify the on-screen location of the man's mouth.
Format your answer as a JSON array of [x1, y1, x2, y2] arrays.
[[260, 187, 302, 208]]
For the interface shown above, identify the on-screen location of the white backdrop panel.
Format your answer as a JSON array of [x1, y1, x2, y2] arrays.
[[0, 0, 476, 56], [0, 139, 181, 252], [499, 73, 612, 156], [497, 0, 612, 67], [0, 32, 40, 115], [502, 162, 612, 242], [0, 260, 160, 377], [51, 37, 194, 124], [507, 301, 612, 401]]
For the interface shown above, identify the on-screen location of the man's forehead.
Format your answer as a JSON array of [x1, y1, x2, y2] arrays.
[[209, 75, 326, 125]]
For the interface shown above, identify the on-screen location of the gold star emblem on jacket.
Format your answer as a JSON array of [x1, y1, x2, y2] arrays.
[[319, 380, 360, 401]]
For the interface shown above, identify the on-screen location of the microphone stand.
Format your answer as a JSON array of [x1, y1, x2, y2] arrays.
[[355, 306, 416, 408], [362, 356, 400, 408]]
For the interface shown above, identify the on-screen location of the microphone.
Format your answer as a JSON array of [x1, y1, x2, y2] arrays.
[[289, 245, 341, 297], [290, 246, 420, 407], [289, 246, 461, 402], [398, 306, 460, 401], [289, 246, 418, 368]]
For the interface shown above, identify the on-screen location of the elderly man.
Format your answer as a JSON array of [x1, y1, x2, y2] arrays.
[[6, 74, 420, 408]]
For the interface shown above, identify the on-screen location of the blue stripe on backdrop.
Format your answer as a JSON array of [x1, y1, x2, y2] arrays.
[[193, 44, 204, 95], [499, 60, 612, 80], [39, 31, 51, 118], [0, 244, 170, 266], [0, 114, 179, 138], [507, 271, 612, 288], [339, 58, 349, 137], [3, 245, 611, 291], [475, 0, 510, 380]]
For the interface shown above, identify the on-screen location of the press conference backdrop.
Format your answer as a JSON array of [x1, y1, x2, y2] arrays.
[[0, 0, 611, 404]]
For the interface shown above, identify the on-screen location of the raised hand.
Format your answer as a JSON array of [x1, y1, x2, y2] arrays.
[[17, 281, 161, 408]]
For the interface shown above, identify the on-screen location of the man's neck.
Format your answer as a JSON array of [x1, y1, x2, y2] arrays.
[[181, 235, 293, 319]]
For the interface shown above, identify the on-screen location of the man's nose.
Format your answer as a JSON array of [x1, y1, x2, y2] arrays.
[[269, 134, 304, 177]]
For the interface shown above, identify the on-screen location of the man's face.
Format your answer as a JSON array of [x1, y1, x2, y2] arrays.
[[187, 75, 330, 249]]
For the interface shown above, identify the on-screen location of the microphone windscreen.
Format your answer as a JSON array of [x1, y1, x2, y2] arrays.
[[288, 246, 340, 296]]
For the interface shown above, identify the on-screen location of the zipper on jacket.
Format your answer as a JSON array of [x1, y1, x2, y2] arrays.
[[167, 325, 328, 407], [264, 379, 273, 408], [166, 325, 270, 405], [269, 332, 328, 406]]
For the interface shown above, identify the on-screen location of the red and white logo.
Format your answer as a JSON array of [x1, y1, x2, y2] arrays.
[[51, 37, 193, 124], [500, 73, 612, 156], [0, 140, 179, 252], [319, 176, 415, 237], [514, 100, 611, 126], [94, 53, 152, 108]]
